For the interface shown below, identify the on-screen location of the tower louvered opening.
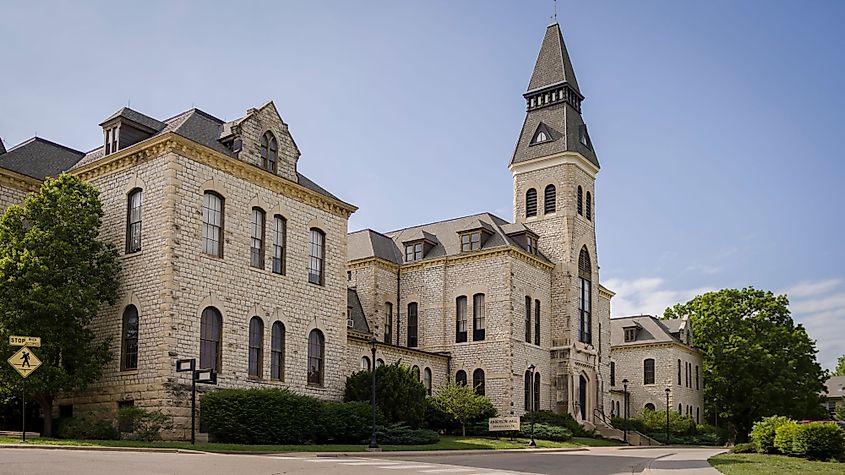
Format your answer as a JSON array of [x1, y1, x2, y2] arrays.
[[526, 188, 537, 217], [544, 185, 556, 214]]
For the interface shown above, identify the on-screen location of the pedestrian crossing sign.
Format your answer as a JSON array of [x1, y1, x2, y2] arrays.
[[7, 346, 41, 378]]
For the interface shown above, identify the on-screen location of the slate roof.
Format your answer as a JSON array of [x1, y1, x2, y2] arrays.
[[610, 315, 691, 348], [348, 212, 551, 265], [528, 23, 581, 94], [0, 137, 85, 180], [100, 107, 166, 131], [347, 288, 370, 334]]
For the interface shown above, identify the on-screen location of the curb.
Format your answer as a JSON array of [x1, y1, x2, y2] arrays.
[[309, 447, 588, 458], [0, 443, 206, 454]]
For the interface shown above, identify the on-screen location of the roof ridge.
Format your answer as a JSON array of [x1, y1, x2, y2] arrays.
[[385, 211, 509, 235], [5, 137, 84, 156]]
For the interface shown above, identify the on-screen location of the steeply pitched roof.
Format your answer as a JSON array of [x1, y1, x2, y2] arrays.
[[528, 23, 581, 94], [0, 137, 85, 180], [348, 212, 551, 265], [610, 315, 693, 348], [347, 288, 370, 334], [100, 107, 166, 131]]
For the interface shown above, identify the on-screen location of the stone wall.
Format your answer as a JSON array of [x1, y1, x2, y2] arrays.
[[345, 334, 449, 395], [0, 176, 32, 214]]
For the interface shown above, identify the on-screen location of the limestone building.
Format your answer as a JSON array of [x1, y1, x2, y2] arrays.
[[609, 315, 705, 423]]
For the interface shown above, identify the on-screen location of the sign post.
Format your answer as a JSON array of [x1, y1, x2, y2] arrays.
[[176, 358, 216, 445], [7, 338, 42, 442]]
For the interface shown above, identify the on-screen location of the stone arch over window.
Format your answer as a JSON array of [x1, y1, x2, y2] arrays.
[[361, 355, 371, 371], [308, 228, 325, 285], [126, 188, 143, 254], [121, 305, 139, 371], [200, 307, 223, 372], [543, 184, 556, 214], [202, 191, 225, 257], [250, 207, 266, 269], [578, 247, 592, 344], [524, 370, 532, 411], [424, 367, 432, 395], [248, 316, 264, 378], [577, 185, 583, 215], [473, 368, 485, 396], [412, 365, 420, 380], [455, 370, 467, 386], [455, 296, 468, 343], [586, 191, 592, 221], [645, 403, 655, 411], [271, 321, 285, 381], [307, 329, 325, 386], [534, 372, 541, 412], [472, 294, 485, 341], [260, 131, 278, 173], [525, 188, 537, 217], [643, 358, 656, 385]]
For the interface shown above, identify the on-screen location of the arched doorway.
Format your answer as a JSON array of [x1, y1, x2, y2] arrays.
[[578, 375, 587, 420]]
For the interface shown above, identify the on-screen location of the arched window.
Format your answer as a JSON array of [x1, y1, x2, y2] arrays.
[[307, 329, 324, 386], [535, 131, 547, 143], [534, 299, 541, 346], [645, 403, 655, 411], [271, 321, 285, 380], [525, 296, 532, 343], [361, 355, 371, 371], [424, 367, 432, 396], [376, 358, 385, 367], [544, 185, 556, 214], [525, 188, 537, 217], [407, 302, 418, 348], [455, 296, 467, 343], [126, 189, 143, 254], [202, 192, 224, 257], [677, 359, 682, 385], [308, 228, 325, 285], [643, 358, 655, 385], [524, 371, 532, 411], [534, 373, 541, 412], [678, 403, 682, 413], [272, 215, 286, 275], [577, 186, 583, 215], [586, 191, 592, 221], [121, 305, 139, 371], [610, 361, 616, 387], [472, 294, 485, 341], [578, 247, 592, 344], [455, 370, 467, 386], [473, 368, 485, 396], [200, 307, 222, 371], [412, 365, 420, 380], [248, 317, 264, 378], [384, 302, 393, 344], [260, 131, 278, 173], [250, 207, 265, 269]]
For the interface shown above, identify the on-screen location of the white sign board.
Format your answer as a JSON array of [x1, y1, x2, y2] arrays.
[[488, 416, 521, 432]]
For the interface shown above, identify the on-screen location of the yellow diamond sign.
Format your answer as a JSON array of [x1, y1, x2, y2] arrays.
[[8, 346, 41, 378]]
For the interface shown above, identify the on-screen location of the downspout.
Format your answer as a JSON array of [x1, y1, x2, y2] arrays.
[[395, 266, 401, 346]]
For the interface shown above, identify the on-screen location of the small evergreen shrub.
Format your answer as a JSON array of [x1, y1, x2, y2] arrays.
[[730, 442, 756, 454], [344, 363, 427, 428], [750, 415, 794, 454], [793, 422, 845, 461], [376, 423, 439, 445], [57, 416, 119, 440], [773, 421, 800, 456], [518, 422, 572, 442], [117, 406, 173, 441]]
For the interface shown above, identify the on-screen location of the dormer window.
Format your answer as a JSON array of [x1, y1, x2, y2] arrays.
[[530, 123, 553, 145], [527, 235, 538, 255], [405, 242, 424, 262], [105, 126, 119, 155], [461, 231, 482, 252], [260, 131, 278, 173], [624, 327, 637, 342]]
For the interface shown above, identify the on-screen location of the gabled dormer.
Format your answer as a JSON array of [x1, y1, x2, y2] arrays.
[[623, 322, 641, 342], [457, 219, 494, 253], [99, 108, 165, 156], [402, 230, 437, 263], [502, 223, 540, 256]]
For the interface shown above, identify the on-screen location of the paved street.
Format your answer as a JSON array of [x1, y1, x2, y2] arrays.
[[0, 447, 726, 475]]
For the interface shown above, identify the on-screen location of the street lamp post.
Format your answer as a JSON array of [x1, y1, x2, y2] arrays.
[[528, 364, 536, 448], [622, 378, 629, 443], [368, 337, 379, 450], [713, 398, 718, 447], [665, 388, 671, 445]]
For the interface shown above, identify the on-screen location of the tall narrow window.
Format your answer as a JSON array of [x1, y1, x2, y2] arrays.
[[272, 215, 286, 274], [643, 358, 655, 385], [121, 305, 139, 371], [126, 189, 143, 254], [473, 368, 485, 396], [544, 185, 556, 214], [455, 296, 467, 343], [307, 329, 324, 386], [260, 131, 278, 173], [412, 365, 420, 380], [586, 191, 592, 221], [250, 208, 265, 269], [384, 302, 393, 344], [534, 299, 541, 346], [407, 302, 418, 348], [248, 317, 263, 378], [525, 188, 537, 217], [677, 359, 682, 385], [472, 294, 485, 341], [202, 192, 224, 257], [534, 373, 541, 411], [695, 365, 700, 390], [578, 247, 592, 344], [525, 296, 532, 343], [199, 307, 222, 372], [271, 321, 285, 381], [577, 186, 583, 215], [308, 228, 325, 285], [455, 370, 467, 386], [361, 356, 371, 371], [610, 361, 616, 387], [424, 367, 432, 396], [524, 371, 531, 411]]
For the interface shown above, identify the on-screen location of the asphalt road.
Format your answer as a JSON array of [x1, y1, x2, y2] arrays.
[[0, 447, 726, 475]]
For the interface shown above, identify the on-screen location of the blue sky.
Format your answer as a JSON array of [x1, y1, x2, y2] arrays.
[[1, 1, 843, 371]]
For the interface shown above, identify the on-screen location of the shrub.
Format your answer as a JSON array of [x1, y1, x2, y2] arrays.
[[611, 416, 647, 434], [530, 410, 591, 437], [344, 363, 427, 428], [318, 401, 382, 444], [638, 409, 697, 436], [117, 406, 173, 441], [793, 422, 845, 461], [518, 422, 572, 442], [730, 442, 756, 453], [56, 416, 119, 440], [428, 383, 496, 436], [773, 421, 800, 456], [376, 423, 439, 445], [750, 415, 794, 454], [201, 388, 323, 444], [424, 397, 460, 433]]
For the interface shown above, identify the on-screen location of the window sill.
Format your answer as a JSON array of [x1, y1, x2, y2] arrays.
[[123, 250, 145, 260], [200, 252, 224, 262], [119, 369, 139, 374], [306, 384, 327, 391]]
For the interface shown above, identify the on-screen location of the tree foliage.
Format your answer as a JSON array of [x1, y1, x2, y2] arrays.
[[834, 354, 845, 377], [664, 288, 827, 442], [344, 362, 427, 428], [428, 382, 496, 436], [0, 175, 120, 436]]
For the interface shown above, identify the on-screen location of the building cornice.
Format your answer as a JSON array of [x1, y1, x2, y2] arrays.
[[70, 133, 357, 219], [347, 333, 450, 361], [0, 167, 41, 192], [347, 247, 554, 273], [509, 151, 599, 178], [598, 285, 615, 299], [611, 341, 702, 356]]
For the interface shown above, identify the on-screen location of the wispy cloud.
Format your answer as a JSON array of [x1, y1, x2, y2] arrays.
[[603, 277, 714, 318], [683, 263, 723, 275], [783, 279, 844, 299]]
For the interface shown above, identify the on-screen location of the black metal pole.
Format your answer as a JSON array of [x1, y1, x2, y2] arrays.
[[714, 399, 718, 447], [191, 374, 197, 445], [665, 390, 670, 445], [21, 380, 26, 443], [622, 380, 628, 443], [369, 342, 379, 449], [529, 366, 536, 447]]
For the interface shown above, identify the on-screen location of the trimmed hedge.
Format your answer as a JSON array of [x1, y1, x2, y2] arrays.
[[529, 410, 592, 437], [318, 401, 383, 444], [793, 422, 845, 461], [376, 423, 439, 445], [519, 422, 572, 442], [56, 416, 119, 440], [750, 415, 793, 454], [773, 421, 800, 456]]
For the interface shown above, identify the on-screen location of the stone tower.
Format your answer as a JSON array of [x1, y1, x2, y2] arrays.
[[510, 23, 609, 421]]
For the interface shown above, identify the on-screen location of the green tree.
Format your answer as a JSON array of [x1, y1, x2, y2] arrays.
[[0, 174, 120, 436], [664, 288, 827, 442], [428, 382, 496, 436], [344, 362, 427, 428], [833, 354, 845, 376], [836, 402, 845, 422]]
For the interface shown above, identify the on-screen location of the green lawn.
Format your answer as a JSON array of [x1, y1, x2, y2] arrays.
[[0, 435, 598, 453], [709, 453, 845, 475]]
